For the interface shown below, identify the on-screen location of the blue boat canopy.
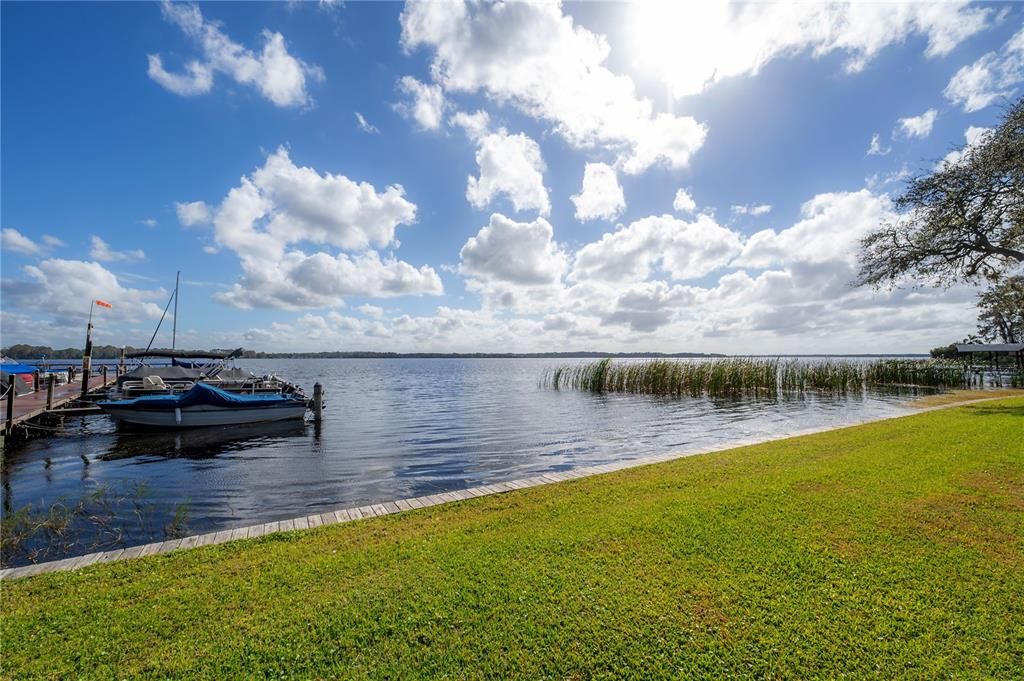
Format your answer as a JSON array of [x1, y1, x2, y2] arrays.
[[100, 382, 305, 409]]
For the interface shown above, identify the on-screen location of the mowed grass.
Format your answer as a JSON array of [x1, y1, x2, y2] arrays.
[[911, 388, 1024, 408], [2, 400, 1023, 679]]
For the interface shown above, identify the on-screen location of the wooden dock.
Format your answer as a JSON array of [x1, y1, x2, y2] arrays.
[[2, 373, 116, 447]]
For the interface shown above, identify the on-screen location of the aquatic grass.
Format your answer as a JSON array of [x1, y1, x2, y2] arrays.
[[541, 358, 995, 397], [1, 483, 191, 568]]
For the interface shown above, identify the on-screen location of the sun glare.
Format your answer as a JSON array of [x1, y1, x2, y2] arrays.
[[629, 0, 731, 98]]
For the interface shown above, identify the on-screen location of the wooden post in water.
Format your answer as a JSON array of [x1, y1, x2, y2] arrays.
[[5, 380, 14, 438], [313, 383, 323, 423], [34, 370, 41, 393], [46, 374, 55, 410], [80, 342, 93, 397], [67, 367, 74, 384], [80, 298, 106, 397], [102, 365, 108, 386]]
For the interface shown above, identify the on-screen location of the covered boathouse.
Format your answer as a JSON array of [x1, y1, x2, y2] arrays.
[[956, 343, 1024, 369]]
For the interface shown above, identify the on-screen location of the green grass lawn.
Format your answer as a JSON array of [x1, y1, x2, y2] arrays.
[[2, 399, 1023, 679]]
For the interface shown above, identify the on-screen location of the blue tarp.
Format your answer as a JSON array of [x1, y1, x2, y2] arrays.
[[100, 382, 305, 410], [1, 362, 37, 374]]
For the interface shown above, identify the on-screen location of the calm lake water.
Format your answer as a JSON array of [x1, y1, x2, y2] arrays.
[[2, 358, 926, 566]]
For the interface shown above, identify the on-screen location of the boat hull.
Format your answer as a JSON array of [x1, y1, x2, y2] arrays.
[[101, 403, 308, 428]]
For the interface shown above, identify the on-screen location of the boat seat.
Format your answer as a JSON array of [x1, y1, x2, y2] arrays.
[[143, 375, 167, 388]]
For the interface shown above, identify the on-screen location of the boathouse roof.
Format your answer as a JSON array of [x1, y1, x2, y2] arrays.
[[955, 343, 1024, 353]]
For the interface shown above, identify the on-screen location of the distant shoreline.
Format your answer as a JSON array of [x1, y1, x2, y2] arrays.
[[4, 346, 928, 361]]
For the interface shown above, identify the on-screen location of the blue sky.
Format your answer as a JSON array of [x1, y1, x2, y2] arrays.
[[2, 1, 1022, 353]]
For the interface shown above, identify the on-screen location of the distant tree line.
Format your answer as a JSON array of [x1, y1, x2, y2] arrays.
[[1, 345, 241, 360], [2, 345, 726, 361], [3, 344, 128, 360]]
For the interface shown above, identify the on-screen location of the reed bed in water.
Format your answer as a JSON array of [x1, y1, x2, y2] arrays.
[[541, 358, 983, 397]]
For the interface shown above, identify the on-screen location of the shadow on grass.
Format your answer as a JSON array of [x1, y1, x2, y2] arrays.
[[964, 403, 1024, 418]]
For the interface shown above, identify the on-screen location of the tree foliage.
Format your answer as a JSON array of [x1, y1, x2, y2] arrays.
[[976, 276, 1024, 344], [857, 97, 1024, 288], [929, 343, 960, 360]]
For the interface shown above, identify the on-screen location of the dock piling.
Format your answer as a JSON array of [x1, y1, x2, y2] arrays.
[[313, 383, 323, 423], [4, 373, 120, 447], [34, 370, 41, 394], [5, 382, 14, 438], [80, 354, 91, 398], [102, 365, 108, 386]]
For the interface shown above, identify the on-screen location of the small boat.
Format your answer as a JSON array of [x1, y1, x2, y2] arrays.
[[97, 382, 309, 428], [1, 357, 38, 393], [1, 371, 33, 396], [115, 349, 302, 398]]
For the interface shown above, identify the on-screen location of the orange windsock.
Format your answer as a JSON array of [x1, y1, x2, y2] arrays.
[[95, 300, 113, 309]]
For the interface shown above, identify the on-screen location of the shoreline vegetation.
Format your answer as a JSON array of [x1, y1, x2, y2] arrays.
[[542, 357, 1024, 395], [2, 398, 1021, 677]]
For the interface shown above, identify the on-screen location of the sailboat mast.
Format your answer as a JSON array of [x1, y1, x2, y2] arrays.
[[172, 271, 180, 351]]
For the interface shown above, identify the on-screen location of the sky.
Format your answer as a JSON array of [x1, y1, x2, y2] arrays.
[[2, 0, 1022, 354]]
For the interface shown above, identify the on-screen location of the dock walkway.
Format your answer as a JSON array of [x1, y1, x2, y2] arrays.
[[3, 374, 116, 441]]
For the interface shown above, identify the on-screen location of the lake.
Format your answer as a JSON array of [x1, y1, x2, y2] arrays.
[[1, 358, 925, 566]]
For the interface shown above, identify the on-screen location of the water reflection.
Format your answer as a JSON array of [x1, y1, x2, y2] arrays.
[[1, 358, 930, 567], [99, 421, 310, 461]]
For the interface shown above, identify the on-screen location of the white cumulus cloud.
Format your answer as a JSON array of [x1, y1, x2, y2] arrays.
[[571, 163, 625, 222], [601, 281, 697, 332], [2, 259, 166, 333], [571, 214, 743, 283], [214, 250, 443, 310], [355, 112, 380, 134], [89, 236, 145, 262], [734, 190, 894, 268], [358, 304, 384, 319], [395, 75, 446, 130], [189, 147, 441, 309], [629, 1, 994, 98], [731, 203, 772, 216], [896, 108, 938, 138], [175, 200, 212, 227], [672, 189, 697, 214], [147, 56, 213, 96], [459, 213, 567, 286], [149, 1, 322, 108], [465, 129, 550, 216], [944, 26, 1024, 112], [457, 213, 569, 311], [2, 228, 42, 255], [450, 109, 490, 140], [400, 0, 707, 174], [866, 132, 891, 156]]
